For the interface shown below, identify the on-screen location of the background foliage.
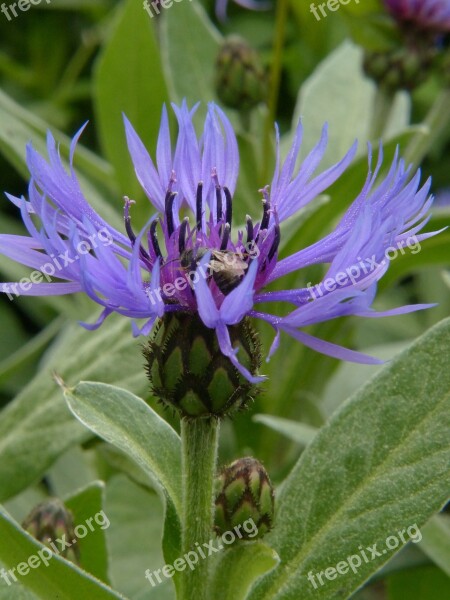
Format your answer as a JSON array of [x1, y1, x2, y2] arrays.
[[0, 1, 449, 599]]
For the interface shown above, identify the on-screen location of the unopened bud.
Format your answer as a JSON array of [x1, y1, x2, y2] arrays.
[[22, 498, 80, 563], [215, 36, 268, 111], [363, 44, 436, 90], [144, 314, 261, 418], [215, 457, 274, 539]]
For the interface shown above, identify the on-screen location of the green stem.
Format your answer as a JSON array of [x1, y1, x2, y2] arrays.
[[369, 85, 396, 141], [403, 88, 450, 171], [180, 417, 220, 600], [261, 0, 288, 182]]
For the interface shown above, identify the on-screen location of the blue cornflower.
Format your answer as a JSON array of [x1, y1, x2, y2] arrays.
[[384, 0, 450, 31], [0, 102, 440, 383]]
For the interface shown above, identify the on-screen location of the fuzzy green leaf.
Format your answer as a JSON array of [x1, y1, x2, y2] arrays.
[[0, 314, 148, 503], [0, 506, 126, 600], [248, 317, 450, 600]]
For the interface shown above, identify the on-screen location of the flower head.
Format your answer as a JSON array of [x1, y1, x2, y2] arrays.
[[384, 0, 450, 32], [1, 102, 440, 383]]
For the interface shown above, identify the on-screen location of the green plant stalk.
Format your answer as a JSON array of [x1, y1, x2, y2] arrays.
[[179, 417, 220, 600], [404, 88, 450, 170], [369, 85, 396, 140], [262, 0, 288, 182]]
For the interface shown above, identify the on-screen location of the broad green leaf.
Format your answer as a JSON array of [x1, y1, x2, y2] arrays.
[[0, 314, 148, 503], [442, 270, 450, 290], [105, 474, 174, 600], [64, 481, 110, 584], [374, 543, 430, 581], [253, 414, 318, 447], [160, 0, 222, 106], [0, 506, 125, 600], [208, 542, 280, 600], [63, 382, 183, 587], [0, 317, 64, 390], [0, 301, 28, 367], [94, 0, 168, 202], [387, 565, 450, 600], [97, 443, 155, 491], [419, 515, 450, 577], [321, 341, 410, 418], [248, 317, 450, 600], [294, 41, 410, 168], [0, 578, 37, 599], [63, 382, 182, 515], [47, 446, 98, 500]]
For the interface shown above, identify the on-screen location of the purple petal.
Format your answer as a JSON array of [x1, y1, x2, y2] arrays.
[[355, 303, 437, 318], [194, 252, 220, 327], [281, 326, 384, 365], [80, 308, 113, 330], [1, 281, 82, 297], [220, 259, 258, 324], [123, 115, 165, 212], [216, 322, 266, 383], [132, 316, 158, 337], [156, 105, 172, 188]]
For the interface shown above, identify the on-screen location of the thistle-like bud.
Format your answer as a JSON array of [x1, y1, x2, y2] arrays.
[[143, 314, 261, 418], [214, 457, 274, 539], [22, 498, 80, 564], [215, 36, 268, 111], [363, 44, 437, 90]]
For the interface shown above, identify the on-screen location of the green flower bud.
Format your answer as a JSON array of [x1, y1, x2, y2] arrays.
[[143, 314, 261, 418], [22, 498, 80, 564], [215, 36, 268, 112], [363, 42, 437, 91], [214, 457, 274, 539]]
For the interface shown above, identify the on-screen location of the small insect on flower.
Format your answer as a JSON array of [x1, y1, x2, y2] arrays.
[[0, 101, 442, 385], [179, 242, 259, 295], [208, 250, 250, 295]]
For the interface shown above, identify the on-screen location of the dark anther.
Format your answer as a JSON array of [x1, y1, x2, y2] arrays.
[[246, 215, 254, 245], [124, 200, 136, 245], [223, 186, 233, 227], [124, 199, 151, 263], [260, 198, 271, 232], [267, 225, 281, 262], [165, 191, 177, 237], [196, 183, 203, 231], [220, 223, 231, 251], [150, 219, 162, 259], [216, 185, 223, 223], [179, 217, 189, 255]]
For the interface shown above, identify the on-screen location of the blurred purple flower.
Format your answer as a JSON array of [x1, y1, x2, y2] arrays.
[[216, 0, 271, 21], [0, 102, 440, 382], [384, 0, 450, 31]]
